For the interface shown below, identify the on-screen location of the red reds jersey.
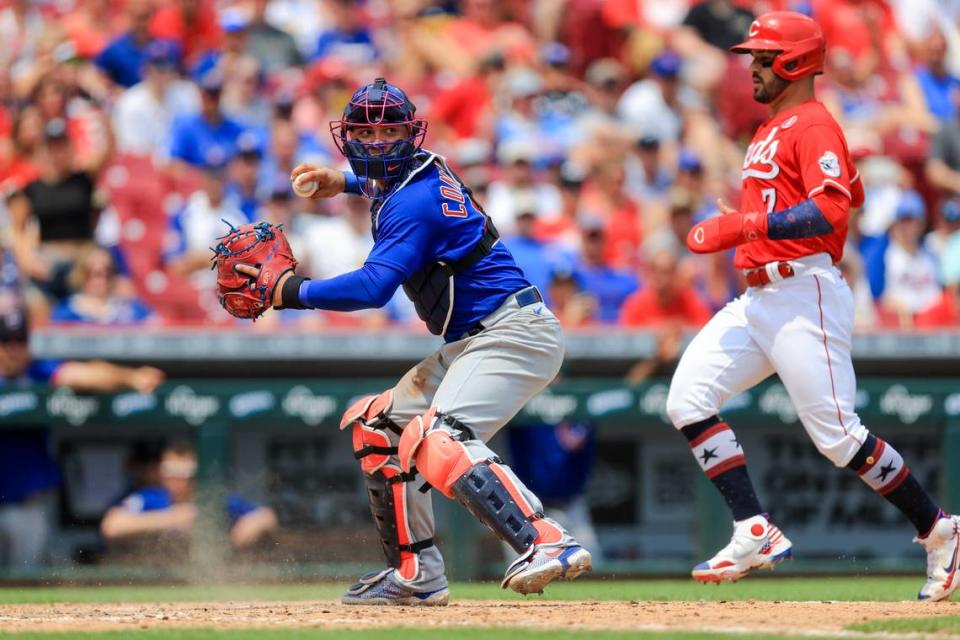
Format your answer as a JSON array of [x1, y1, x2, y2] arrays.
[[735, 99, 861, 269]]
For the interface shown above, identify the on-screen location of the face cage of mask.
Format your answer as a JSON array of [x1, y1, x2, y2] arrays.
[[330, 120, 428, 199]]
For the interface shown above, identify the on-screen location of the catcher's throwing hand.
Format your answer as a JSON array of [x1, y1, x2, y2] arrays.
[[212, 221, 300, 320], [290, 163, 346, 199]]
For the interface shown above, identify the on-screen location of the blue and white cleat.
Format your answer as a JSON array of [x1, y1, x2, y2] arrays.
[[916, 514, 960, 602], [341, 569, 450, 606], [692, 514, 793, 584], [501, 541, 593, 595]]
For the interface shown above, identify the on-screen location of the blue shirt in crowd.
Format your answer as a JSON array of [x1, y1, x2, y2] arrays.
[[576, 264, 639, 322], [119, 487, 259, 526], [507, 422, 596, 505], [169, 114, 247, 168], [0, 360, 63, 505]]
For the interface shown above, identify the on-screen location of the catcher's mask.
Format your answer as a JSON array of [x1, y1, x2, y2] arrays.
[[330, 77, 427, 199]]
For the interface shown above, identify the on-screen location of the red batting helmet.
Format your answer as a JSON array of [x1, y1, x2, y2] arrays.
[[730, 12, 825, 81]]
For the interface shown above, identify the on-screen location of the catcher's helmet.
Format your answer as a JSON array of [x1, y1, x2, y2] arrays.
[[730, 12, 825, 81], [330, 77, 427, 198]]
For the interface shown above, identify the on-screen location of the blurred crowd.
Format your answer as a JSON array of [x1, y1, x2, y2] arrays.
[[0, 0, 959, 333]]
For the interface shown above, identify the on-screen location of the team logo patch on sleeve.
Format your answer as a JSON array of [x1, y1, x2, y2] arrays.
[[818, 151, 841, 178]]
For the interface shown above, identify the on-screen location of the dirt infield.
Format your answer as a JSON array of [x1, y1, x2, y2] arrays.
[[1, 600, 959, 635]]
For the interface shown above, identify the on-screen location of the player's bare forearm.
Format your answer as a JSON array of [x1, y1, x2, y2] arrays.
[[100, 504, 195, 540], [54, 361, 165, 393], [229, 507, 278, 549]]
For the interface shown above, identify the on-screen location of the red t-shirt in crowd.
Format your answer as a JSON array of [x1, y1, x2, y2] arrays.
[[150, 4, 221, 64], [618, 286, 712, 327]]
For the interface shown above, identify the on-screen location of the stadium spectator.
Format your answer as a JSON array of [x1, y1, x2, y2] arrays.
[[665, 187, 736, 312], [501, 192, 571, 303], [506, 419, 603, 565], [111, 41, 198, 163], [7, 117, 112, 306], [245, 0, 303, 75], [167, 69, 247, 175], [487, 138, 561, 235], [94, 0, 159, 89], [428, 52, 505, 144], [164, 154, 246, 288], [534, 161, 586, 252], [100, 440, 277, 554], [912, 27, 960, 123], [838, 242, 880, 331], [618, 50, 686, 144], [624, 134, 673, 203], [579, 159, 643, 269], [881, 191, 942, 325], [312, 0, 378, 65], [439, 0, 536, 71], [0, 105, 43, 195], [0, 248, 164, 568], [192, 7, 253, 82], [547, 266, 597, 328], [926, 101, 960, 195], [681, 0, 755, 51], [299, 194, 372, 281], [50, 246, 153, 326], [619, 240, 712, 328], [573, 219, 638, 323], [150, 0, 222, 67], [226, 131, 265, 220]]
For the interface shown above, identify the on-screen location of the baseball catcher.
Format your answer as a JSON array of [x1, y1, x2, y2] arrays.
[[212, 78, 591, 605]]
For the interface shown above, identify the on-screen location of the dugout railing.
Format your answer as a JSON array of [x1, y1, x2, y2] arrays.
[[1, 377, 958, 582]]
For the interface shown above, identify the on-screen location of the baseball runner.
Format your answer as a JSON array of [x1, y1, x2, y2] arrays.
[[212, 78, 591, 605], [671, 12, 960, 600]]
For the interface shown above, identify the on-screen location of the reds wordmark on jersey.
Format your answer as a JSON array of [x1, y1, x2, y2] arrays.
[[736, 99, 863, 269]]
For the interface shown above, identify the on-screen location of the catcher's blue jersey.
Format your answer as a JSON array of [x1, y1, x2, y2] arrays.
[[297, 152, 530, 341], [368, 152, 530, 340]]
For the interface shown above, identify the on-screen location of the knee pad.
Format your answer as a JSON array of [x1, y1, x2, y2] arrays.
[[364, 464, 433, 581], [397, 406, 473, 498], [342, 390, 403, 474]]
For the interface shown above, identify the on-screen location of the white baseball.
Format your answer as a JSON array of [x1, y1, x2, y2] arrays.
[[293, 174, 318, 198]]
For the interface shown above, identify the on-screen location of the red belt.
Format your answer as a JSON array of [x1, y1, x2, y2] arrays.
[[745, 262, 795, 287]]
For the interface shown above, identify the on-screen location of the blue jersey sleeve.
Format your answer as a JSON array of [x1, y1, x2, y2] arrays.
[[225, 493, 259, 525], [120, 487, 173, 513], [27, 359, 63, 384], [298, 261, 406, 310]]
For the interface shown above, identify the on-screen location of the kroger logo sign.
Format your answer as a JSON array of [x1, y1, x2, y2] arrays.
[[282, 386, 337, 426]]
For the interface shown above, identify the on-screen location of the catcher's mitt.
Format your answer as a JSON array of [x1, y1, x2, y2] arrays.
[[212, 221, 298, 321]]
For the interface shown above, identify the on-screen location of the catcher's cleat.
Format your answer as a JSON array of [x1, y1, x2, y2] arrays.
[[916, 514, 960, 601], [341, 569, 449, 606], [692, 514, 793, 584], [501, 541, 593, 595]]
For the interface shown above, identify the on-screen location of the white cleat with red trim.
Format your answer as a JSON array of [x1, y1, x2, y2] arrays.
[[916, 514, 960, 601], [692, 514, 793, 584]]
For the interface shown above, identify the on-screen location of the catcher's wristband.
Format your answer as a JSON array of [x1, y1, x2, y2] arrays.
[[277, 274, 310, 310]]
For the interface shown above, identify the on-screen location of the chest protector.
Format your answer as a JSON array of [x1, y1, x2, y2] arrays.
[[373, 154, 500, 336]]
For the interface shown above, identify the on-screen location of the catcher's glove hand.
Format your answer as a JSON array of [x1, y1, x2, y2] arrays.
[[212, 221, 298, 321]]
